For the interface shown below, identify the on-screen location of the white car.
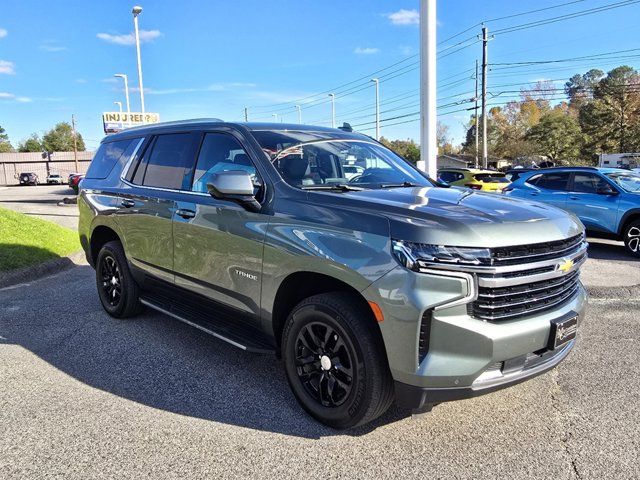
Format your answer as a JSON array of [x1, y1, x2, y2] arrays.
[[46, 173, 65, 185]]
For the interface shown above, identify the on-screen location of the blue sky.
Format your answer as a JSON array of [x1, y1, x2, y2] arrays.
[[1, 0, 639, 151]]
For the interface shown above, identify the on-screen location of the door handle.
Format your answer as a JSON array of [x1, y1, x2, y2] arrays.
[[121, 199, 135, 208], [176, 208, 196, 219], [569, 196, 579, 200], [530, 192, 539, 196]]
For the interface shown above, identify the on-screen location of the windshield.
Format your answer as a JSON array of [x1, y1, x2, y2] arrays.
[[606, 172, 640, 192], [250, 131, 432, 190]]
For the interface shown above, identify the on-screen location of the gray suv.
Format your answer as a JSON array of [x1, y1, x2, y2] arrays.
[[78, 120, 587, 428]]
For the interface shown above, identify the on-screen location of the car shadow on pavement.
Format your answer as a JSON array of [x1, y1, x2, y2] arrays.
[[587, 237, 636, 262], [0, 265, 409, 438]]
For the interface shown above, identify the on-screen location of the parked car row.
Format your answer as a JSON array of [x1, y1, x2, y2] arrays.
[[15, 171, 84, 193]]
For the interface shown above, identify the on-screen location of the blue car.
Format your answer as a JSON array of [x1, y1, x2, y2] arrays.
[[504, 167, 640, 257]]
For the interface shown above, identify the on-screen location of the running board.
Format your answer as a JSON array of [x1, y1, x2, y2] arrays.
[[140, 296, 275, 355]]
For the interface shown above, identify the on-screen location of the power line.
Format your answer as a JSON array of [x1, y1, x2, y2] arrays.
[[492, 0, 640, 35]]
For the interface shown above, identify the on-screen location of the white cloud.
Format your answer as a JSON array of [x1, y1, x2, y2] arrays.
[[0, 28, 7, 38], [97, 29, 162, 46], [75, 78, 87, 84], [39, 43, 68, 52], [388, 9, 420, 26], [0, 92, 32, 103], [354, 47, 380, 55], [399, 45, 415, 56], [0, 60, 15, 75]]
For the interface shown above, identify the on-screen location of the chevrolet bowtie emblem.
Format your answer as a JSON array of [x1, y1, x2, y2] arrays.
[[558, 258, 574, 273]]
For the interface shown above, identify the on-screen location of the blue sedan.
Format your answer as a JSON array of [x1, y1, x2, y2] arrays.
[[504, 167, 640, 257]]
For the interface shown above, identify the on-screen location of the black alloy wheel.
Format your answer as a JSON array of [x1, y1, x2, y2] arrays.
[[282, 292, 394, 429], [295, 321, 354, 408], [95, 240, 142, 318], [100, 255, 122, 307]]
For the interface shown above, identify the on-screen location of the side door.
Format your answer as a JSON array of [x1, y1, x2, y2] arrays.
[[172, 131, 270, 316], [566, 172, 621, 234], [117, 132, 199, 284], [524, 172, 570, 209]]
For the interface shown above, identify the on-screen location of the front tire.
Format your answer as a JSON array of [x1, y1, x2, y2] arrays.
[[624, 220, 640, 258], [96, 240, 142, 318], [282, 292, 394, 429]]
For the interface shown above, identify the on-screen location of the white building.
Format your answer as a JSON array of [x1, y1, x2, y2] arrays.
[[598, 153, 640, 169]]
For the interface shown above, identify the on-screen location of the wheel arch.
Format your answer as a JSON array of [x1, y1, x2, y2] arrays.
[[619, 209, 640, 237], [89, 225, 122, 267], [269, 271, 377, 355]]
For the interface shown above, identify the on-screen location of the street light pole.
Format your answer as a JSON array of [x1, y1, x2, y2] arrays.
[[329, 93, 335, 128], [132, 6, 145, 115], [419, 0, 437, 178], [295, 105, 302, 124], [114, 101, 123, 113], [371, 78, 380, 140], [114, 73, 131, 125]]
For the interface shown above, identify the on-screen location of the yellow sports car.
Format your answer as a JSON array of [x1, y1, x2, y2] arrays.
[[437, 168, 510, 192]]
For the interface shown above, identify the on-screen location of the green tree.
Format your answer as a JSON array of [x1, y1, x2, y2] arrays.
[[379, 137, 421, 164], [42, 122, 86, 152], [0, 125, 14, 153], [526, 109, 582, 162], [579, 66, 640, 154], [17, 133, 43, 152], [565, 69, 604, 108]]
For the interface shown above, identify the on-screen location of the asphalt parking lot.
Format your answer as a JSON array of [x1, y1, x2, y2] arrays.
[[1, 186, 639, 479]]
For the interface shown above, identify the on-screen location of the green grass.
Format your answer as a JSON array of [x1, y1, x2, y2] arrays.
[[0, 207, 81, 272]]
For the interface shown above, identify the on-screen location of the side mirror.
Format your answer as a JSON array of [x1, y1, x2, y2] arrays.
[[207, 170, 262, 213], [596, 185, 618, 195]]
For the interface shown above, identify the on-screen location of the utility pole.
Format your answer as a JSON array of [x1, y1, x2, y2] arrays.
[[272, 113, 278, 122], [481, 25, 489, 169], [132, 6, 146, 115], [474, 59, 479, 168], [295, 105, 302, 124], [71, 114, 79, 172], [244, 107, 249, 122], [419, 0, 437, 178], [371, 78, 380, 140], [329, 93, 336, 128]]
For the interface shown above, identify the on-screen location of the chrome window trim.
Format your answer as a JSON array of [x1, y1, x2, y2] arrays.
[[119, 137, 146, 182]]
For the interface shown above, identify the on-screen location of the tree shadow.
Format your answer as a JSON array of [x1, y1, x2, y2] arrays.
[[0, 265, 409, 438]]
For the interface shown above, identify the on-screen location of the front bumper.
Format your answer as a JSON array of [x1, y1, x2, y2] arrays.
[[394, 338, 575, 411], [362, 265, 587, 410]]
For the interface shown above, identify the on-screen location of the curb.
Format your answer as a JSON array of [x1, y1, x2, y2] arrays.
[[0, 251, 86, 289]]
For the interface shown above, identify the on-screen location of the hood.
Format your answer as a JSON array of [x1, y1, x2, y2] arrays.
[[336, 186, 583, 247]]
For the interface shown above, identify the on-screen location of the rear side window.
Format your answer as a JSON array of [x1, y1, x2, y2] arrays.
[[473, 173, 509, 183], [136, 133, 197, 190], [85, 139, 139, 179], [528, 172, 570, 191], [571, 173, 608, 193]]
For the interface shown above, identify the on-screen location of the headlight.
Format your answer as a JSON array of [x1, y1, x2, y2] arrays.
[[392, 240, 491, 270]]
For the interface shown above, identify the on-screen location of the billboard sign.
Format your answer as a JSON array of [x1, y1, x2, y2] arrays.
[[102, 112, 160, 134]]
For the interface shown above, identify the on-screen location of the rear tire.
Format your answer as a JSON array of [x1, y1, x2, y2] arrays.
[[96, 240, 142, 318], [282, 292, 394, 429], [624, 220, 640, 258]]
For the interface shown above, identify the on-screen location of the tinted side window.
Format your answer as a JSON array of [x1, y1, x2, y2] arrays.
[[85, 139, 138, 179], [534, 173, 570, 191], [572, 173, 607, 193], [142, 133, 196, 190], [438, 171, 455, 182], [191, 133, 257, 193]]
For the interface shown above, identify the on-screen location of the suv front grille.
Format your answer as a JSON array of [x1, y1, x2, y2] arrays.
[[470, 269, 581, 321], [467, 235, 586, 322]]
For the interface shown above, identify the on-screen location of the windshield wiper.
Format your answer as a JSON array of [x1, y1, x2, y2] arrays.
[[379, 182, 419, 188], [301, 184, 365, 192]]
